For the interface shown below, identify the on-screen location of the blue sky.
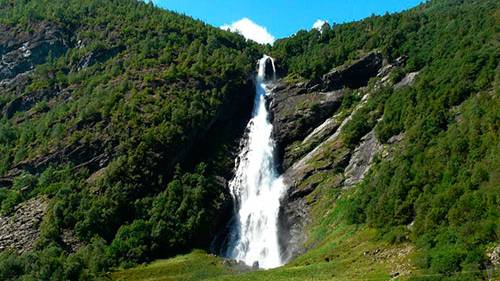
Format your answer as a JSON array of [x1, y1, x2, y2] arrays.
[[152, 0, 425, 43]]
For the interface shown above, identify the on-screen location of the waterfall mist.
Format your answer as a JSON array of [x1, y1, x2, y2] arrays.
[[224, 55, 285, 269]]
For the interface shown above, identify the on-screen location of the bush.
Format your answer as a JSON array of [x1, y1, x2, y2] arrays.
[[110, 220, 152, 266]]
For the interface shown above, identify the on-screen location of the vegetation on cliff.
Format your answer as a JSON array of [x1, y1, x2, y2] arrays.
[[0, 0, 498, 280], [272, 0, 499, 279], [0, 0, 260, 279]]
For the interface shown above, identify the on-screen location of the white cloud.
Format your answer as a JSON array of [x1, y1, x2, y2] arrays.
[[221, 18, 275, 45], [312, 19, 328, 31]]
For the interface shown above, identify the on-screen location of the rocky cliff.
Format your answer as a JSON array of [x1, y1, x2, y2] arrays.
[[0, 22, 70, 82], [271, 52, 416, 261]]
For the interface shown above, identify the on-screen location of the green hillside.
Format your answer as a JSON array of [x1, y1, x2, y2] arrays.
[[0, 0, 260, 279], [0, 0, 498, 280], [271, 0, 499, 279]]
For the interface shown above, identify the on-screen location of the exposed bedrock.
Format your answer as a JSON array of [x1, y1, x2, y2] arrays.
[[321, 51, 383, 91], [271, 52, 414, 261], [0, 22, 70, 81], [269, 83, 344, 171], [343, 130, 382, 188]]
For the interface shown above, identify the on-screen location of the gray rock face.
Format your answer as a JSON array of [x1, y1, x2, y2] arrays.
[[395, 72, 419, 89], [322, 51, 383, 91], [0, 22, 70, 81], [76, 45, 125, 71], [0, 197, 48, 253], [0, 22, 72, 122], [1, 83, 71, 119], [272, 51, 420, 263], [343, 129, 382, 188], [269, 82, 344, 170], [273, 53, 395, 261], [269, 52, 385, 173], [278, 195, 311, 261], [0, 139, 111, 189], [277, 96, 370, 261]]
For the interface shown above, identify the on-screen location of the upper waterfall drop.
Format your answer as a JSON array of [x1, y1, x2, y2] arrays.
[[224, 55, 286, 269]]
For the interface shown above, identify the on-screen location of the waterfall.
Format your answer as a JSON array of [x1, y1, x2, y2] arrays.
[[225, 55, 285, 269]]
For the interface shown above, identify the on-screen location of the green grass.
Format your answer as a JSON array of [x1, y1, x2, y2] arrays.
[[109, 227, 412, 281], [110, 183, 416, 281], [109, 91, 422, 281], [108, 250, 233, 281]]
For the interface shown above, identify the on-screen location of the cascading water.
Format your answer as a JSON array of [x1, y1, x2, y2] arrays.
[[224, 55, 285, 269]]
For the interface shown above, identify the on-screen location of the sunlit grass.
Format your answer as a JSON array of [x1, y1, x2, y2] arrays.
[[110, 184, 414, 281], [109, 250, 232, 281]]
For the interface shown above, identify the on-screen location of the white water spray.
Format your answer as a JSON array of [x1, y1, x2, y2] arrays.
[[225, 55, 285, 269]]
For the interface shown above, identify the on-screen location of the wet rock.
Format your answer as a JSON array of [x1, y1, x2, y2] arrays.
[[322, 51, 383, 91], [255, 56, 276, 81], [278, 196, 311, 262], [252, 261, 260, 269]]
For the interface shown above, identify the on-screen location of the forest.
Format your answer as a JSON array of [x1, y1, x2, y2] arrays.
[[0, 0, 498, 280], [271, 0, 498, 279], [0, 0, 260, 279]]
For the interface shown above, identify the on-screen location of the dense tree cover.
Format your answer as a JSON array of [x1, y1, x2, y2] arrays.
[[274, 0, 499, 280], [272, 0, 498, 82], [0, 0, 498, 280], [0, 0, 260, 279]]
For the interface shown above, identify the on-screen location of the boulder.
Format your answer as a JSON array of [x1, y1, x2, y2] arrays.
[[322, 51, 383, 91]]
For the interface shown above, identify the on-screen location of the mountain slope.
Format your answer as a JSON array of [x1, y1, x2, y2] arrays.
[[0, 0, 261, 279], [270, 0, 499, 279], [113, 0, 499, 280], [0, 0, 498, 280]]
